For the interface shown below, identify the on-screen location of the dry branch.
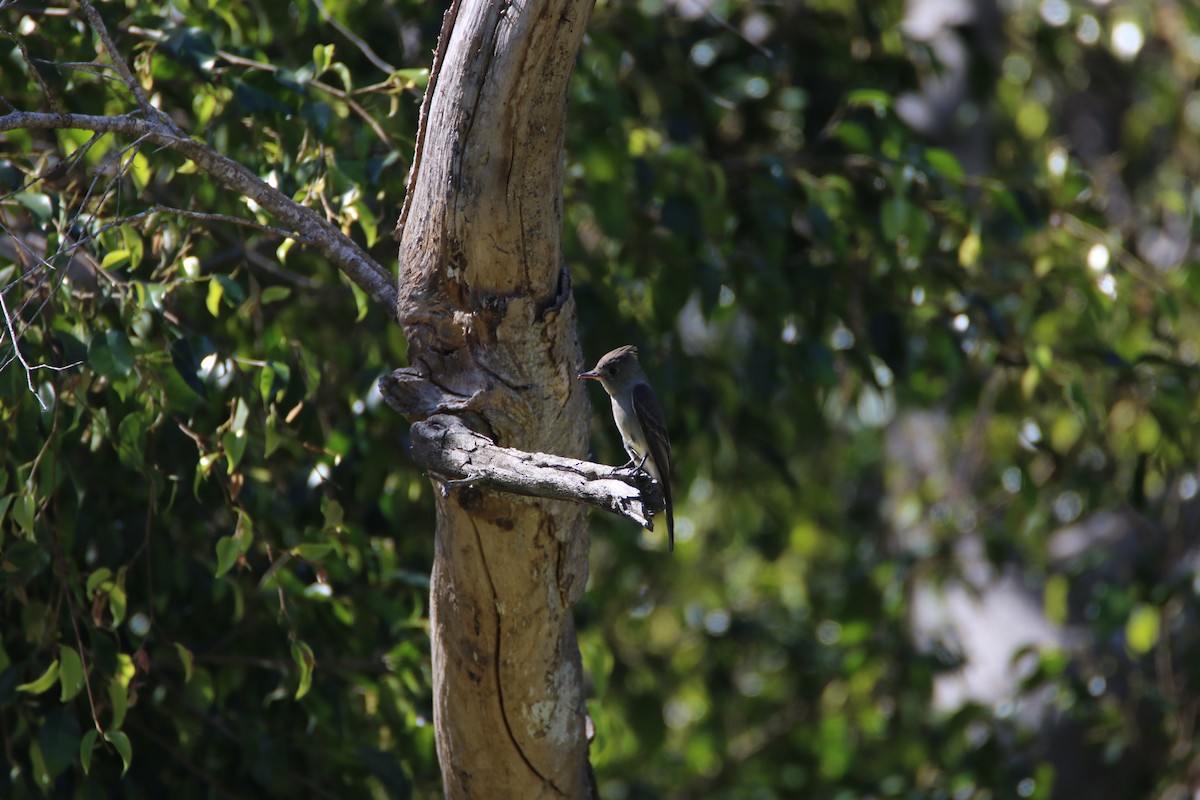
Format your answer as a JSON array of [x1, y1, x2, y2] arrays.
[[410, 414, 664, 530], [0, 110, 396, 312], [379, 369, 665, 530]]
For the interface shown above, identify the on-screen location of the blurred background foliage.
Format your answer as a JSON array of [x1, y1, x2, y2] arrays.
[[2, 0, 1200, 798]]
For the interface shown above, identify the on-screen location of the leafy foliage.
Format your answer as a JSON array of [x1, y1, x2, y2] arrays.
[[2, 1, 438, 796], [3, 0, 1200, 798]]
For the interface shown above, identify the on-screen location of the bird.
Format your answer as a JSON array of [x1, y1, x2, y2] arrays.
[[578, 345, 674, 551]]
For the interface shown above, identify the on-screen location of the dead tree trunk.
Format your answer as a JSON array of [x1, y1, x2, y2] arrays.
[[391, 0, 596, 796]]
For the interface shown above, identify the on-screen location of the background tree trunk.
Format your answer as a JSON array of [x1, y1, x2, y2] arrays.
[[394, 1, 596, 796]]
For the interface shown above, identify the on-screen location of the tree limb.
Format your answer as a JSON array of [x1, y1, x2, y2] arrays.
[[0, 111, 397, 312], [379, 369, 664, 530], [410, 413, 664, 531]]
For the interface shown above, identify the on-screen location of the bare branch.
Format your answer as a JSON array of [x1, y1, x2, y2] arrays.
[[379, 369, 664, 529], [0, 110, 397, 312], [0, 285, 80, 410], [408, 414, 665, 531]]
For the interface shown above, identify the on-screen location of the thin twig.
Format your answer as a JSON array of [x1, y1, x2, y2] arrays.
[[119, 204, 314, 244], [213, 49, 393, 146], [0, 286, 47, 409], [65, 574, 105, 734], [311, 0, 397, 74], [5, 133, 150, 337], [0, 22, 63, 113], [77, 0, 169, 125]]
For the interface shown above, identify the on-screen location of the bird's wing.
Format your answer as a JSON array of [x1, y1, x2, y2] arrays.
[[632, 381, 674, 551], [631, 382, 671, 476]]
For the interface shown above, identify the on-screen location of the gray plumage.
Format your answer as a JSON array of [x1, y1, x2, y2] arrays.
[[579, 345, 674, 551]]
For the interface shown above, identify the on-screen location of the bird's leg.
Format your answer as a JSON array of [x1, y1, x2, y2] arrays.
[[617, 451, 650, 474], [618, 452, 651, 476]]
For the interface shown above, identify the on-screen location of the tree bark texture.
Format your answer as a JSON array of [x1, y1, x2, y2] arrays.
[[393, 1, 596, 797]]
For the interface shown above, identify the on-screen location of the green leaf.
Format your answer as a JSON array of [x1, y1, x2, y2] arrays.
[[349, 277, 369, 322], [834, 121, 871, 152], [231, 397, 250, 433], [223, 429, 248, 471], [1126, 604, 1160, 655], [355, 200, 379, 248], [14, 191, 53, 223], [293, 543, 334, 561], [925, 147, 965, 180], [86, 567, 113, 596], [117, 413, 146, 468], [115, 652, 136, 688], [17, 659, 59, 694], [58, 645, 85, 702], [291, 640, 315, 700], [265, 408, 285, 457], [323, 499, 344, 533], [108, 676, 129, 731], [12, 491, 35, 535], [880, 195, 914, 243], [206, 276, 224, 317], [100, 249, 131, 270], [394, 68, 430, 90], [216, 274, 246, 306], [845, 88, 891, 113], [175, 643, 195, 684], [106, 584, 127, 628], [215, 535, 240, 578], [28, 740, 49, 790], [1043, 575, 1069, 626], [260, 286, 291, 304], [260, 361, 291, 405], [236, 509, 255, 552], [88, 330, 135, 379], [80, 729, 98, 776], [312, 43, 335, 76], [276, 66, 314, 93], [162, 26, 217, 73], [958, 229, 981, 268], [104, 730, 132, 776]]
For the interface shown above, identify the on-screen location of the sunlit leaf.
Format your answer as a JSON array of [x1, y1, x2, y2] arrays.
[[17, 659, 60, 694], [1126, 604, 1160, 655], [215, 535, 240, 578], [58, 645, 85, 701], [291, 640, 315, 700]]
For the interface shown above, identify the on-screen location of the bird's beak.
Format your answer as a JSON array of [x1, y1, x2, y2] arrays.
[[577, 369, 600, 380]]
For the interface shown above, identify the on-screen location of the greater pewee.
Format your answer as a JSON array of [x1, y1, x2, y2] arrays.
[[579, 345, 674, 551]]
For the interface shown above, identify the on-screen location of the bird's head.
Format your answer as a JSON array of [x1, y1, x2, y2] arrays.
[[578, 345, 643, 392]]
